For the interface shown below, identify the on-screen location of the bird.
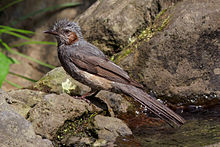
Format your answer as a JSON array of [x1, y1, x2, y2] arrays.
[[44, 19, 185, 127]]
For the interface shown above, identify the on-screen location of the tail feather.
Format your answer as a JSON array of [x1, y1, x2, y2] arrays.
[[117, 84, 185, 126]]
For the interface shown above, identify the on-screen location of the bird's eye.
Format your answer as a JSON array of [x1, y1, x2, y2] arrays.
[[64, 29, 70, 34]]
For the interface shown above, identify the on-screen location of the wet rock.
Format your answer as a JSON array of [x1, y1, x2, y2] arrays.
[[27, 93, 100, 140], [119, 0, 220, 103], [34, 67, 90, 95], [0, 89, 52, 147], [94, 115, 132, 143]]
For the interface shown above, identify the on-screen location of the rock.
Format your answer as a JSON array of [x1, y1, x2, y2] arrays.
[[0, 89, 52, 147], [27, 93, 100, 139], [93, 139, 107, 147], [7, 89, 47, 117], [34, 67, 91, 95], [205, 142, 220, 147], [55, 114, 132, 146], [97, 90, 131, 114], [80, 137, 93, 145], [94, 115, 132, 143], [34, 67, 131, 116], [119, 0, 220, 103], [76, 0, 178, 55], [65, 136, 81, 146]]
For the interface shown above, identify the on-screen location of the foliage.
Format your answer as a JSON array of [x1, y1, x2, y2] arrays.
[[0, 1, 81, 88], [0, 52, 13, 87], [0, 25, 56, 87]]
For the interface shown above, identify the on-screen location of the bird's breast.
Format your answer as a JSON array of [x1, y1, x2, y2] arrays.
[[58, 49, 113, 91]]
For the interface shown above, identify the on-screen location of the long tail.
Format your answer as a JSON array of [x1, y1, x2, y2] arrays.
[[115, 84, 185, 126]]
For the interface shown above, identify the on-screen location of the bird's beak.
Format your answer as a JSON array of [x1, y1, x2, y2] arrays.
[[44, 30, 59, 36]]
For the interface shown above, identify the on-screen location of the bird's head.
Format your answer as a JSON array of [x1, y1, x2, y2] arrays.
[[44, 19, 83, 45]]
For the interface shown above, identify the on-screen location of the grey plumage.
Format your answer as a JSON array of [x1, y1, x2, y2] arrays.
[[52, 19, 83, 39]]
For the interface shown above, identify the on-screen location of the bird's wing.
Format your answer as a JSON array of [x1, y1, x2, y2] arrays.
[[69, 52, 143, 88]]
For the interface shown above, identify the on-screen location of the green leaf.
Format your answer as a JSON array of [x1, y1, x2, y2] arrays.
[[0, 25, 34, 34], [0, 52, 13, 87], [10, 49, 56, 69], [0, 39, 12, 51], [4, 80, 22, 88], [11, 41, 56, 47], [0, 40, 55, 69], [2, 30, 31, 40], [9, 72, 37, 82]]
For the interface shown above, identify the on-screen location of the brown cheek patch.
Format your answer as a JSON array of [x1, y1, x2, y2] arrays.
[[67, 32, 79, 45]]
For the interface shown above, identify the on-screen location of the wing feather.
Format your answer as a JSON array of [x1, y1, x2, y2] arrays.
[[70, 52, 143, 88]]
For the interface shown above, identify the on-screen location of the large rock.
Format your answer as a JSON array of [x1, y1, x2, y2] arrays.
[[75, 0, 178, 55], [94, 115, 132, 143], [34, 67, 132, 115], [0, 89, 52, 147], [2, 87, 133, 146], [27, 93, 100, 139], [2, 0, 179, 91], [34, 67, 90, 95], [96, 90, 131, 115], [56, 115, 133, 146], [7, 89, 47, 117], [119, 0, 220, 103]]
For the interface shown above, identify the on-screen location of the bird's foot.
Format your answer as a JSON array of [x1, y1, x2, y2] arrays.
[[75, 95, 91, 103], [74, 90, 100, 104]]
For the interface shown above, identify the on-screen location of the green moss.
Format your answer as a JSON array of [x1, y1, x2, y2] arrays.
[[112, 8, 172, 64], [54, 112, 99, 146], [33, 68, 82, 95], [111, 48, 132, 64], [157, 16, 171, 32], [154, 8, 168, 20]]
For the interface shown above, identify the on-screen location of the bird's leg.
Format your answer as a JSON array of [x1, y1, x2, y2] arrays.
[[86, 90, 100, 98], [75, 89, 100, 103]]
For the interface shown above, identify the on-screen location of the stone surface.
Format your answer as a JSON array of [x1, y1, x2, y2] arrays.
[[119, 0, 220, 103], [7, 89, 46, 117], [75, 0, 178, 55], [27, 93, 99, 139], [205, 142, 220, 147], [97, 90, 131, 114], [34, 67, 91, 95], [34, 67, 131, 116], [94, 115, 132, 142], [0, 89, 52, 147]]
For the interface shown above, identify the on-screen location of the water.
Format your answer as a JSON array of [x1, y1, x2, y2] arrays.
[[117, 104, 220, 147]]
